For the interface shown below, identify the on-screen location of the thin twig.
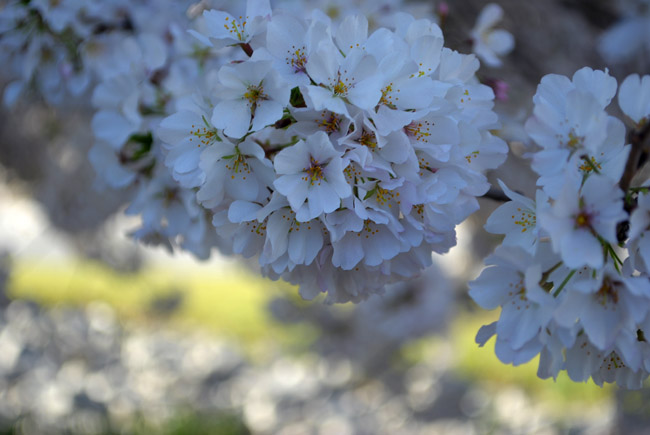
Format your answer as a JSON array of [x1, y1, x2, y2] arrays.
[[553, 270, 576, 297]]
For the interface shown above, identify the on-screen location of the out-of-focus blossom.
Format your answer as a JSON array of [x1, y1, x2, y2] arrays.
[[618, 74, 650, 127], [470, 3, 514, 68]]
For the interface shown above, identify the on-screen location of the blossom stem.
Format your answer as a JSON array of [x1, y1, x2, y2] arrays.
[[553, 270, 576, 297], [606, 244, 623, 273], [540, 261, 563, 284], [239, 43, 254, 57], [597, 235, 624, 270]]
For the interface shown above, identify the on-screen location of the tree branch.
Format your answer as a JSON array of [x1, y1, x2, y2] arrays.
[[481, 187, 510, 202], [616, 121, 650, 243], [619, 121, 650, 194]]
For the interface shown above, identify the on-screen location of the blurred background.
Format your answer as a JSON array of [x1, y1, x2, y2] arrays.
[[1, 0, 650, 434]]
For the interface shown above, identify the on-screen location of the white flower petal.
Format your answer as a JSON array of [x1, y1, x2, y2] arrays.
[[212, 100, 251, 139]]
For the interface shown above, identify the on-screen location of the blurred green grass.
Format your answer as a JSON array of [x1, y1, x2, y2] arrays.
[[129, 411, 250, 435], [8, 257, 613, 414], [402, 311, 613, 419], [452, 312, 613, 405], [8, 258, 316, 350]]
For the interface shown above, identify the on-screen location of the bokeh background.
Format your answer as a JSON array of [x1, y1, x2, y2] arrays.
[[1, 0, 650, 434]]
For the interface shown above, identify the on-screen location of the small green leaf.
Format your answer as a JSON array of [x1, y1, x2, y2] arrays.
[[290, 87, 306, 108], [363, 188, 377, 200]]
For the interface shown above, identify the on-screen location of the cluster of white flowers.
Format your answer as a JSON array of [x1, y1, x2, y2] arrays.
[[0, 0, 195, 105], [471, 67, 650, 388], [12, 0, 650, 392], [160, 1, 508, 302], [0, 0, 234, 257], [1, 0, 508, 303]]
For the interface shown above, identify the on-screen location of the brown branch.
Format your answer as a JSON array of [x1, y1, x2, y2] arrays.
[[616, 121, 650, 243], [274, 118, 292, 129], [619, 121, 650, 193], [254, 139, 287, 159], [239, 43, 253, 57], [481, 187, 510, 203]]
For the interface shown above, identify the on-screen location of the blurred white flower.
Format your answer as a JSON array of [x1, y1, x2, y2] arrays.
[[598, 0, 650, 65], [470, 3, 514, 68], [618, 73, 650, 127]]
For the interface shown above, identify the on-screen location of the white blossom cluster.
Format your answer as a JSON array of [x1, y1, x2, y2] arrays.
[[470, 67, 650, 388], [12, 0, 650, 393], [0, 0, 507, 303], [159, 1, 507, 303], [0, 0, 196, 106], [0, 0, 236, 258]]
